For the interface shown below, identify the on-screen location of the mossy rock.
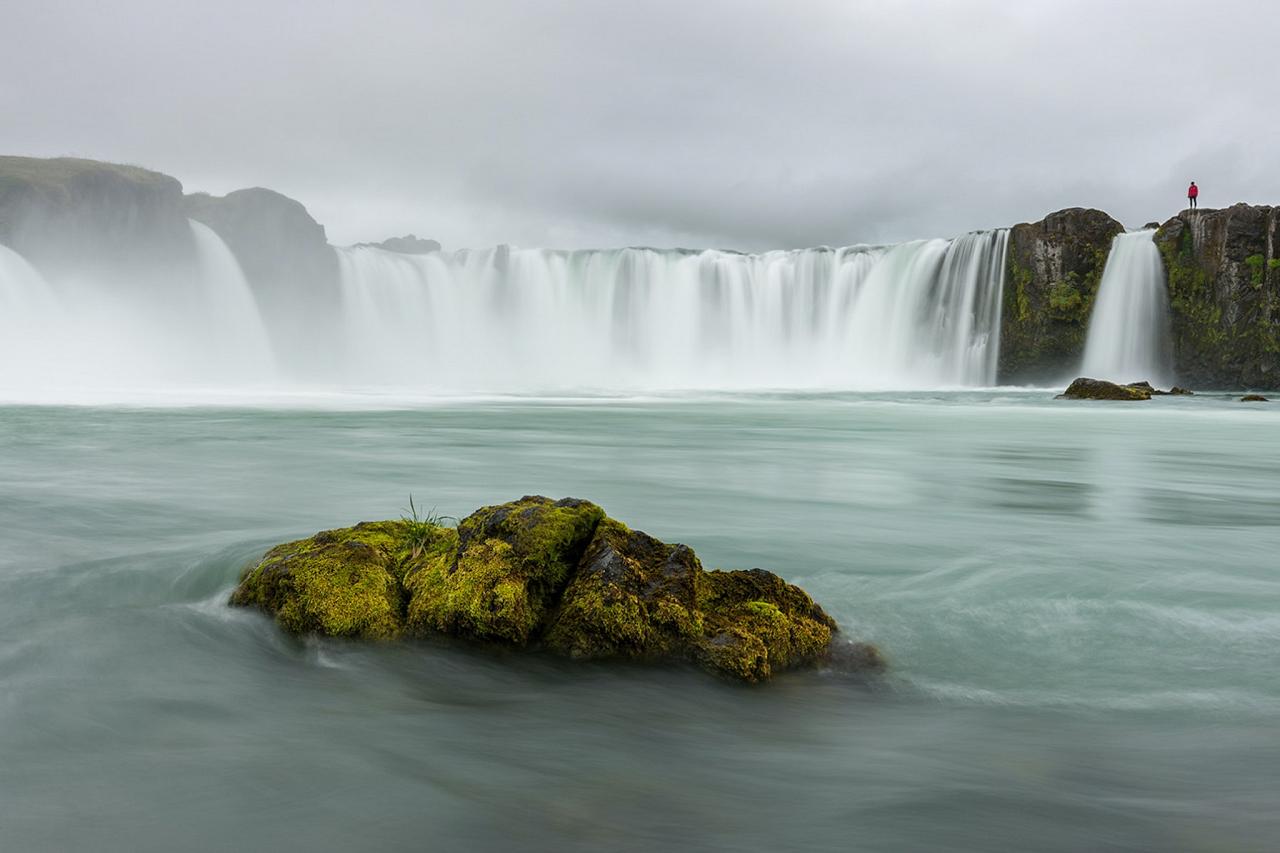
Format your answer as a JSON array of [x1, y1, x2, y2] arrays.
[[407, 496, 604, 644], [230, 520, 412, 640], [546, 520, 846, 682], [229, 496, 880, 683], [694, 569, 839, 683], [1056, 377, 1152, 400], [544, 518, 707, 661]]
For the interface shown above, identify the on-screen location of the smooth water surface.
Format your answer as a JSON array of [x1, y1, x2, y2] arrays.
[[1, 392, 1277, 851]]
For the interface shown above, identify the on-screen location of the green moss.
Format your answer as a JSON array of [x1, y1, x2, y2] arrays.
[[408, 496, 604, 644], [1160, 233, 1230, 365], [544, 517, 704, 660], [230, 521, 411, 640], [1048, 280, 1085, 319], [695, 569, 837, 683], [1246, 254, 1265, 288], [230, 497, 872, 683]]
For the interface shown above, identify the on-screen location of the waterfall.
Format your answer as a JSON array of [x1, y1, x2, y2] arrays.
[[1, 227, 1011, 397], [1080, 230, 1172, 385], [0, 223, 276, 399], [332, 230, 1009, 392], [186, 219, 276, 375]]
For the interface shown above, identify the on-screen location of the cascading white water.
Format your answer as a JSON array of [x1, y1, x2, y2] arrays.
[[186, 219, 276, 373], [1, 226, 1010, 398], [0, 222, 276, 400], [1080, 230, 1172, 385], [332, 230, 1009, 392]]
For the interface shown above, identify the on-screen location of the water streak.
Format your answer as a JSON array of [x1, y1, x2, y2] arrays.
[[1081, 230, 1172, 384], [333, 231, 1009, 391]]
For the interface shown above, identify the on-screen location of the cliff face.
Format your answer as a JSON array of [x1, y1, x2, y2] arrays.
[[184, 188, 337, 295], [0, 156, 190, 274], [1154, 205, 1280, 389], [185, 188, 342, 371], [997, 208, 1125, 384]]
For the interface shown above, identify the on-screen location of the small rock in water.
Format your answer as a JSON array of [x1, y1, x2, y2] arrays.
[[1169, 386, 1194, 395], [1241, 394, 1269, 402], [1057, 377, 1152, 400]]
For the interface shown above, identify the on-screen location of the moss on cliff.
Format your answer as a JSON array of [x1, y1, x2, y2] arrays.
[[998, 210, 1122, 383], [1155, 208, 1280, 387]]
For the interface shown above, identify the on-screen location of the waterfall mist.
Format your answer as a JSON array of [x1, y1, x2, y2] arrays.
[[0, 229, 1010, 400]]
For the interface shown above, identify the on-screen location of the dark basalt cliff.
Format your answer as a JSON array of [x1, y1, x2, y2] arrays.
[[0, 156, 190, 274], [1154, 205, 1280, 389], [997, 208, 1125, 384]]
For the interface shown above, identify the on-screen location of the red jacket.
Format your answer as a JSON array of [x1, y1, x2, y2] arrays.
[[1188, 184, 1199, 198]]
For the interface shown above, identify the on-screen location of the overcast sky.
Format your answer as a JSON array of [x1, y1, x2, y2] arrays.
[[4, 0, 1276, 250]]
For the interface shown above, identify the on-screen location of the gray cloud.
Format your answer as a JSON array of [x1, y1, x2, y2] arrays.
[[4, 0, 1276, 250]]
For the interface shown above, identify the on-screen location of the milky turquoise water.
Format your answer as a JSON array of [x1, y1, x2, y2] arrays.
[[1, 392, 1277, 851]]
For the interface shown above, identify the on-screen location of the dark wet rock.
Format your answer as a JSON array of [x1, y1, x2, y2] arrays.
[[1169, 386, 1195, 395], [1154, 205, 1280, 390], [998, 208, 1126, 384], [1057, 377, 1152, 400], [827, 638, 888, 673], [230, 496, 875, 683], [1241, 394, 1269, 402]]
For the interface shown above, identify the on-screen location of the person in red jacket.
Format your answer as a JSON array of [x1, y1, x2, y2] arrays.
[[1188, 181, 1199, 210]]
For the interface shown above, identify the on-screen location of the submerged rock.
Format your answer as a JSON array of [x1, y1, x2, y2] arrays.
[[1057, 377, 1152, 400], [230, 496, 876, 683], [1241, 394, 1269, 402]]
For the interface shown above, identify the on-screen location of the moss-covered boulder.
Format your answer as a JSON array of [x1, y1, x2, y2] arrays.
[[544, 518, 708, 661], [695, 569, 839, 683], [229, 496, 880, 683], [230, 521, 412, 640], [406, 496, 604, 644], [545, 519, 841, 682], [1056, 377, 1152, 400]]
